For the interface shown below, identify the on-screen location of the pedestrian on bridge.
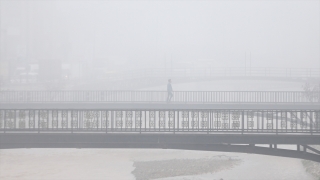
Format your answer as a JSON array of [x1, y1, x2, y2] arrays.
[[167, 79, 173, 103]]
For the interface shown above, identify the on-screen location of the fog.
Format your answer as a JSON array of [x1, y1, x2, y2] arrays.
[[1, 1, 320, 180], [1, 0, 320, 85]]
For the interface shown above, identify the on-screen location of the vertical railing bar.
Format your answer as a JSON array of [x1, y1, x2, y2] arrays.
[[145, 111, 147, 132], [139, 111, 142, 134], [173, 110, 176, 134], [14, 109, 17, 131], [241, 111, 244, 135], [276, 110, 278, 135], [4, 110, 6, 133], [38, 110, 40, 133], [71, 110, 74, 133]]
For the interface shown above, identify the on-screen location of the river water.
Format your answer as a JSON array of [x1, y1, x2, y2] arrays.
[[0, 80, 316, 180], [0, 148, 315, 180]]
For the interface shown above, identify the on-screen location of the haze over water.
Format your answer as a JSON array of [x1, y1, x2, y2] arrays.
[[1, 0, 319, 179]]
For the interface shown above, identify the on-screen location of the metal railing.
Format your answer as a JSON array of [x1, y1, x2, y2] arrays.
[[1, 91, 319, 103], [1, 109, 319, 134]]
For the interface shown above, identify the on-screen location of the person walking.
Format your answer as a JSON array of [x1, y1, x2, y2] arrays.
[[167, 79, 173, 103]]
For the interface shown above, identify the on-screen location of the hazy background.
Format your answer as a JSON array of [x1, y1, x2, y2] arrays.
[[1, 1, 320, 179], [1, 0, 319, 80]]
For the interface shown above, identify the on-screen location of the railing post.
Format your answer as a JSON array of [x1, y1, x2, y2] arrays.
[[139, 111, 142, 134], [276, 110, 278, 135], [207, 111, 209, 134], [178, 110, 180, 133], [4, 110, 6, 133], [242, 111, 244, 135], [111, 111, 114, 132], [145, 111, 147, 133], [14, 110, 16, 131], [310, 111, 313, 135], [71, 110, 73, 133], [173, 110, 175, 134], [38, 110, 40, 133]]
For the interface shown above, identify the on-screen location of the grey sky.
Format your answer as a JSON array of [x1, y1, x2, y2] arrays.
[[1, 0, 319, 69]]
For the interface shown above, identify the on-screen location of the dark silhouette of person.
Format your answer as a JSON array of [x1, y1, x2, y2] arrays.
[[167, 79, 173, 102]]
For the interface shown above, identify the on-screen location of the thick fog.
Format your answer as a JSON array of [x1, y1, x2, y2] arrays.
[[0, 0, 320, 91], [1, 0, 319, 71], [1, 2, 320, 180]]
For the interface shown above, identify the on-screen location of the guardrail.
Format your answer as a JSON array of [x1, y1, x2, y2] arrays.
[[1, 91, 319, 103], [0, 109, 319, 134]]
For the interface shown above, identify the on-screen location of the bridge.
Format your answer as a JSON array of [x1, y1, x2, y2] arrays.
[[1, 90, 320, 162], [4, 67, 320, 90], [76, 67, 320, 90]]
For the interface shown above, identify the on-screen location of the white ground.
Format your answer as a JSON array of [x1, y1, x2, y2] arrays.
[[0, 148, 315, 180]]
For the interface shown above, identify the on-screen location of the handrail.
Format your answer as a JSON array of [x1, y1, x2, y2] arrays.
[[1, 91, 319, 103]]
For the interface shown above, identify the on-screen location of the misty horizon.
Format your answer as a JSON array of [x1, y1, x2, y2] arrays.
[[1, 0, 319, 71]]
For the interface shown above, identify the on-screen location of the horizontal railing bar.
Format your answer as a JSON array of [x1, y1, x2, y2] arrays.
[[1, 91, 319, 103]]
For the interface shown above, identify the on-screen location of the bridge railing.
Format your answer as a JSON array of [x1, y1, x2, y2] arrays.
[[0, 109, 319, 134], [0, 91, 319, 103]]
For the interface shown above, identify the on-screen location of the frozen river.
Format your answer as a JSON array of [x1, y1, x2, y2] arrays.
[[0, 148, 315, 180], [0, 80, 316, 180]]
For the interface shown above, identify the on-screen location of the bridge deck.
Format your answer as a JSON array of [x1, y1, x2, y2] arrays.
[[2, 133, 319, 162], [1, 133, 319, 145]]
